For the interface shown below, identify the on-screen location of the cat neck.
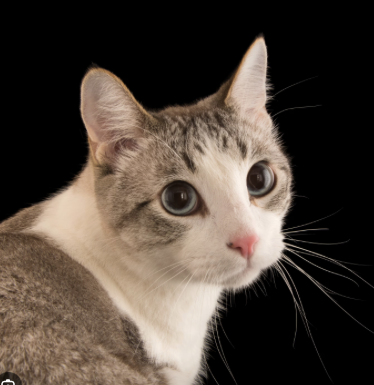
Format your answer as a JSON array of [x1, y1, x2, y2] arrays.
[[30, 163, 222, 381]]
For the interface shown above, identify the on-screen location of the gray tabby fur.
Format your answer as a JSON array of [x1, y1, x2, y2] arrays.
[[0, 207, 168, 384]]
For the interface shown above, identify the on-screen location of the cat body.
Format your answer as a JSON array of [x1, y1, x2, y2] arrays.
[[0, 37, 292, 384], [0, 205, 168, 384]]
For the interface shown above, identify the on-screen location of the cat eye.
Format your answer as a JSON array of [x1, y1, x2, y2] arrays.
[[247, 162, 275, 197], [161, 182, 198, 216]]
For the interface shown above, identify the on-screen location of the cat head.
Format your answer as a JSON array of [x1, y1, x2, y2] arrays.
[[80, 36, 292, 291]]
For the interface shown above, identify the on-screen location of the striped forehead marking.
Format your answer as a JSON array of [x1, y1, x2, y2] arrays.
[[157, 110, 249, 172]]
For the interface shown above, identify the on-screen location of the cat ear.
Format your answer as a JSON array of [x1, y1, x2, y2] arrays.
[[80, 67, 150, 165], [225, 36, 268, 115]]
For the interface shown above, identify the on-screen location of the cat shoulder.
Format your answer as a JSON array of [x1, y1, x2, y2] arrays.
[[0, 206, 168, 385]]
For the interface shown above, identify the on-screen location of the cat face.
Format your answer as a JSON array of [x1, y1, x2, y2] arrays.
[[81, 37, 292, 290]]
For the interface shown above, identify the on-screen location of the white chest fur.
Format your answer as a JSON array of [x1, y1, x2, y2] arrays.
[[30, 178, 222, 384]]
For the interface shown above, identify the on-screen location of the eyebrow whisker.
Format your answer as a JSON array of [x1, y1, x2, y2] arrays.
[[272, 105, 322, 118], [272, 76, 319, 98]]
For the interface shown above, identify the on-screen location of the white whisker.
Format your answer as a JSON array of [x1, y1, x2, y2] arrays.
[[134, 124, 184, 163], [283, 228, 329, 234], [282, 256, 374, 334], [273, 263, 302, 345], [278, 259, 332, 381], [272, 105, 322, 118], [212, 310, 237, 385], [139, 265, 189, 301], [284, 246, 360, 290], [202, 351, 220, 385], [293, 194, 310, 199], [143, 260, 187, 281], [95, 235, 122, 252], [285, 243, 374, 289], [144, 260, 190, 291], [272, 76, 318, 98], [285, 236, 350, 246], [285, 241, 370, 266], [276, 261, 310, 332], [283, 209, 342, 232], [218, 314, 235, 349]]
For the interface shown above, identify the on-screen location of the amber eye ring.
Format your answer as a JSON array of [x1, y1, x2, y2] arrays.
[[161, 181, 198, 216], [247, 162, 275, 197]]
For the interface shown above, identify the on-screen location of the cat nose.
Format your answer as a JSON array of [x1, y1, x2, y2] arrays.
[[228, 234, 259, 259]]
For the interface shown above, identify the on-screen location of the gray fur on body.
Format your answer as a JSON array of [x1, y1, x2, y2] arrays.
[[0, 207, 168, 385]]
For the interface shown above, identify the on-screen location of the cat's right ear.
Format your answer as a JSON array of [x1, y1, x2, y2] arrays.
[[224, 36, 269, 118], [80, 67, 150, 165]]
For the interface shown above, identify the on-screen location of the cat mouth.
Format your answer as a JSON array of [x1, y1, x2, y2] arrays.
[[218, 259, 260, 288]]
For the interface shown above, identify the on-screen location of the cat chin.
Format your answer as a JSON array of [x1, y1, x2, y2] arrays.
[[219, 264, 263, 290], [218, 250, 283, 290]]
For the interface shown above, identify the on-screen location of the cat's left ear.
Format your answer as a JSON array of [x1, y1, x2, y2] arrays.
[[80, 67, 151, 166], [225, 36, 269, 115]]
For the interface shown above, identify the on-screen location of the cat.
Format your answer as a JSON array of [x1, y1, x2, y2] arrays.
[[0, 35, 292, 385]]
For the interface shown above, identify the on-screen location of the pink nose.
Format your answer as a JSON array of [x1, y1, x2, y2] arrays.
[[228, 234, 259, 259]]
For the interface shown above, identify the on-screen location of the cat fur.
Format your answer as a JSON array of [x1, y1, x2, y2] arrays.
[[0, 36, 292, 384]]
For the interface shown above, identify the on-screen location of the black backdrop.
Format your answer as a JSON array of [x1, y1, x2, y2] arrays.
[[1, 7, 372, 385]]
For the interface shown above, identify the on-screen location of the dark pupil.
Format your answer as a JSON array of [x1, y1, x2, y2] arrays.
[[167, 187, 189, 209], [249, 167, 265, 190]]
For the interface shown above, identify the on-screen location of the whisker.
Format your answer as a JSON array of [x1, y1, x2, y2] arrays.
[[277, 260, 332, 381], [272, 105, 322, 119], [272, 76, 318, 98], [143, 262, 188, 292], [293, 194, 310, 199], [282, 256, 374, 334], [134, 124, 184, 163], [276, 261, 310, 331], [274, 263, 304, 345], [139, 265, 189, 301], [244, 284, 249, 306], [95, 235, 123, 252], [143, 260, 187, 281], [251, 281, 260, 298], [256, 277, 268, 296], [269, 266, 277, 287], [284, 247, 361, 296], [285, 243, 370, 267], [284, 236, 350, 246], [202, 351, 220, 385], [218, 314, 235, 349], [284, 228, 329, 235], [285, 243, 374, 289], [173, 272, 195, 308], [283, 209, 342, 232], [199, 267, 214, 325], [213, 310, 237, 385]]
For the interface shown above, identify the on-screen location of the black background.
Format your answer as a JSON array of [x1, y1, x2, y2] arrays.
[[1, 6, 372, 385]]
